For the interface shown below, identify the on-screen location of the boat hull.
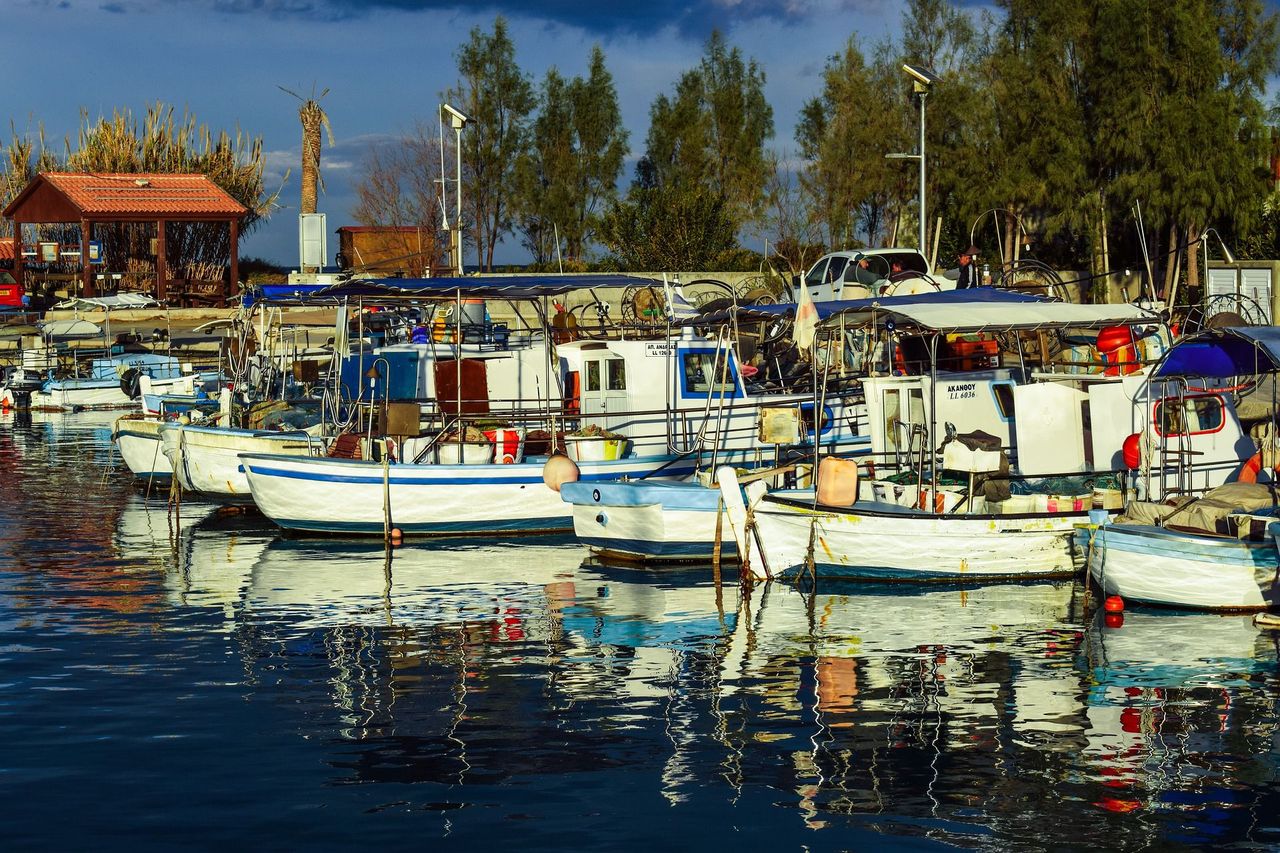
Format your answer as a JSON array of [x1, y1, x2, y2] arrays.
[[162, 425, 325, 503], [747, 495, 1085, 580], [1079, 523, 1280, 611], [23, 373, 201, 411], [564, 480, 736, 561], [241, 452, 700, 536], [112, 418, 171, 483]]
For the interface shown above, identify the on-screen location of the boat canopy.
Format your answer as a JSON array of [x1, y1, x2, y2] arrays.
[[313, 274, 667, 302], [1154, 326, 1280, 378], [688, 287, 1156, 333], [52, 293, 160, 311], [819, 287, 1156, 332]]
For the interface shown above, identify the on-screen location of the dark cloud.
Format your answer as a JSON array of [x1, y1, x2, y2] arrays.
[[204, 0, 811, 38]]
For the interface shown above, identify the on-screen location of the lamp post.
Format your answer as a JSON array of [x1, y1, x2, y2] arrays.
[[887, 64, 940, 255], [442, 104, 470, 276]]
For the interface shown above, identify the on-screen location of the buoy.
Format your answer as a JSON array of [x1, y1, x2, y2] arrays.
[[542, 452, 580, 493], [390, 527, 403, 546], [1104, 595, 1125, 613], [1104, 612, 1124, 629]]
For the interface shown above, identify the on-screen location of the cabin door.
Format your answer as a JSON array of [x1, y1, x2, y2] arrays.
[[580, 356, 631, 434]]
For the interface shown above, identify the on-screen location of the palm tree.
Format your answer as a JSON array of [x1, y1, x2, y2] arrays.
[[280, 85, 333, 216]]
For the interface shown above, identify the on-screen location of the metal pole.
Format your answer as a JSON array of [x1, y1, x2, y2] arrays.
[[918, 91, 928, 254], [454, 125, 464, 276]]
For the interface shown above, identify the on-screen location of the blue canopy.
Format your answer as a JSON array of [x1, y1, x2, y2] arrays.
[[316, 273, 666, 301], [244, 273, 668, 306], [1154, 326, 1280, 378]]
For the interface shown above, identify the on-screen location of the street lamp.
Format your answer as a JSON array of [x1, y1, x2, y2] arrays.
[[886, 64, 941, 255], [442, 103, 470, 276]]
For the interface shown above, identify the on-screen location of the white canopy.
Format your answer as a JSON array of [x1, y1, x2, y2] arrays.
[[825, 297, 1157, 333], [52, 293, 160, 311]]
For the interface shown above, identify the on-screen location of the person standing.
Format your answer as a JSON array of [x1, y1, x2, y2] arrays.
[[946, 245, 980, 288]]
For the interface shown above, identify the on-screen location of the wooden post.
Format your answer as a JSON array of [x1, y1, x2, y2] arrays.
[[13, 221, 22, 300], [155, 218, 167, 302], [80, 218, 93, 297], [228, 217, 240, 302]]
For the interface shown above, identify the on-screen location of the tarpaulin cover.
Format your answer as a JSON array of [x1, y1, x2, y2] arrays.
[[820, 287, 1155, 331], [1154, 326, 1280, 378], [689, 287, 1153, 333], [314, 274, 666, 301]]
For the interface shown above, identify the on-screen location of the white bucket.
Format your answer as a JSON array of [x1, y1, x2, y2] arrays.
[[437, 442, 493, 465], [564, 436, 627, 462]]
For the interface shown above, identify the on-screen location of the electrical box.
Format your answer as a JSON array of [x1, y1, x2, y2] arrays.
[[299, 213, 328, 269], [379, 402, 422, 437], [758, 406, 801, 445]]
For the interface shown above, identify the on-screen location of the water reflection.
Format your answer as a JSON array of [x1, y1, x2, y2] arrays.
[[4, 411, 1280, 849]]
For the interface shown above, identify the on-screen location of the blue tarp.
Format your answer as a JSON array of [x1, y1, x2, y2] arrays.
[[245, 274, 668, 306], [1155, 326, 1280, 378], [317, 274, 666, 301]]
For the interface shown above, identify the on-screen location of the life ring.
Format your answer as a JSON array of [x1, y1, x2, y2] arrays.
[[1239, 452, 1267, 484]]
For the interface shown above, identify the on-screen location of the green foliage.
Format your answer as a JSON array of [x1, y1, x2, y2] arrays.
[[596, 182, 737, 270], [1, 104, 277, 276], [639, 31, 774, 231], [448, 16, 536, 271], [513, 46, 628, 265], [797, 39, 907, 249]]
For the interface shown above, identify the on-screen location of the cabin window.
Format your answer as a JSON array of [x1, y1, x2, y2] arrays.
[[681, 351, 740, 397], [586, 360, 601, 392], [606, 359, 627, 391], [1155, 395, 1224, 437], [993, 383, 1016, 419], [800, 402, 834, 435]]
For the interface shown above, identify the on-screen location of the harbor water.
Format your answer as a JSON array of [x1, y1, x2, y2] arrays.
[[4, 410, 1280, 850]]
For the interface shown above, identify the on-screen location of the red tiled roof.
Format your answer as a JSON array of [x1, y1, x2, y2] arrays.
[[0, 239, 12, 260], [9, 173, 247, 219]]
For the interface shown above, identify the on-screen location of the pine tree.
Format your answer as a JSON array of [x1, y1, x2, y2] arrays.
[[448, 17, 536, 271]]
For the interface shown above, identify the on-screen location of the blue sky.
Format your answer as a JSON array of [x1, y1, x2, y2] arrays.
[[10, 0, 927, 266]]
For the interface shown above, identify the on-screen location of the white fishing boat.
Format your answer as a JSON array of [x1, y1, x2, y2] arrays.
[[11, 351, 208, 411], [716, 289, 1173, 581], [241, 274, 866, 537], [1078, 326, 1280, 611], [162, 420, 328, 503]]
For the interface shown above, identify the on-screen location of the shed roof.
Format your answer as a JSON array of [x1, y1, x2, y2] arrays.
[[337, 226, 426, 234], [3, 172, 248, 221]]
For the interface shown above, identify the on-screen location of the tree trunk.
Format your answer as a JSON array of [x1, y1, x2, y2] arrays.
[[1003, 208, 1017, 268], [1184, 221, 1200, 301], [1162, 222, 1179, 300], [300, 104, 322, 216]]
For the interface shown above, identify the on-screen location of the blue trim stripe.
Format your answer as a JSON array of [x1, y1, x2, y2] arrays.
[[579, 536, 736, 561], [275, 516, 572, 535]]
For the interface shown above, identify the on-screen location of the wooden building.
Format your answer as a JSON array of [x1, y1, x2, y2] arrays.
[[336, 225, 446, 277], [2, 172, 247, 303]]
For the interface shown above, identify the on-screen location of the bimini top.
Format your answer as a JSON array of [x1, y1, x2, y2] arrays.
[[691, 287, 1156, 333], [820, 287, 1156, 332], [314, 273, 667, 301], [1155, 326, 1280, 378]]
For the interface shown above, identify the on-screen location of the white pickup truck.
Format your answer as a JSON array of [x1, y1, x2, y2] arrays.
[[796, 247, 948, 302]]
